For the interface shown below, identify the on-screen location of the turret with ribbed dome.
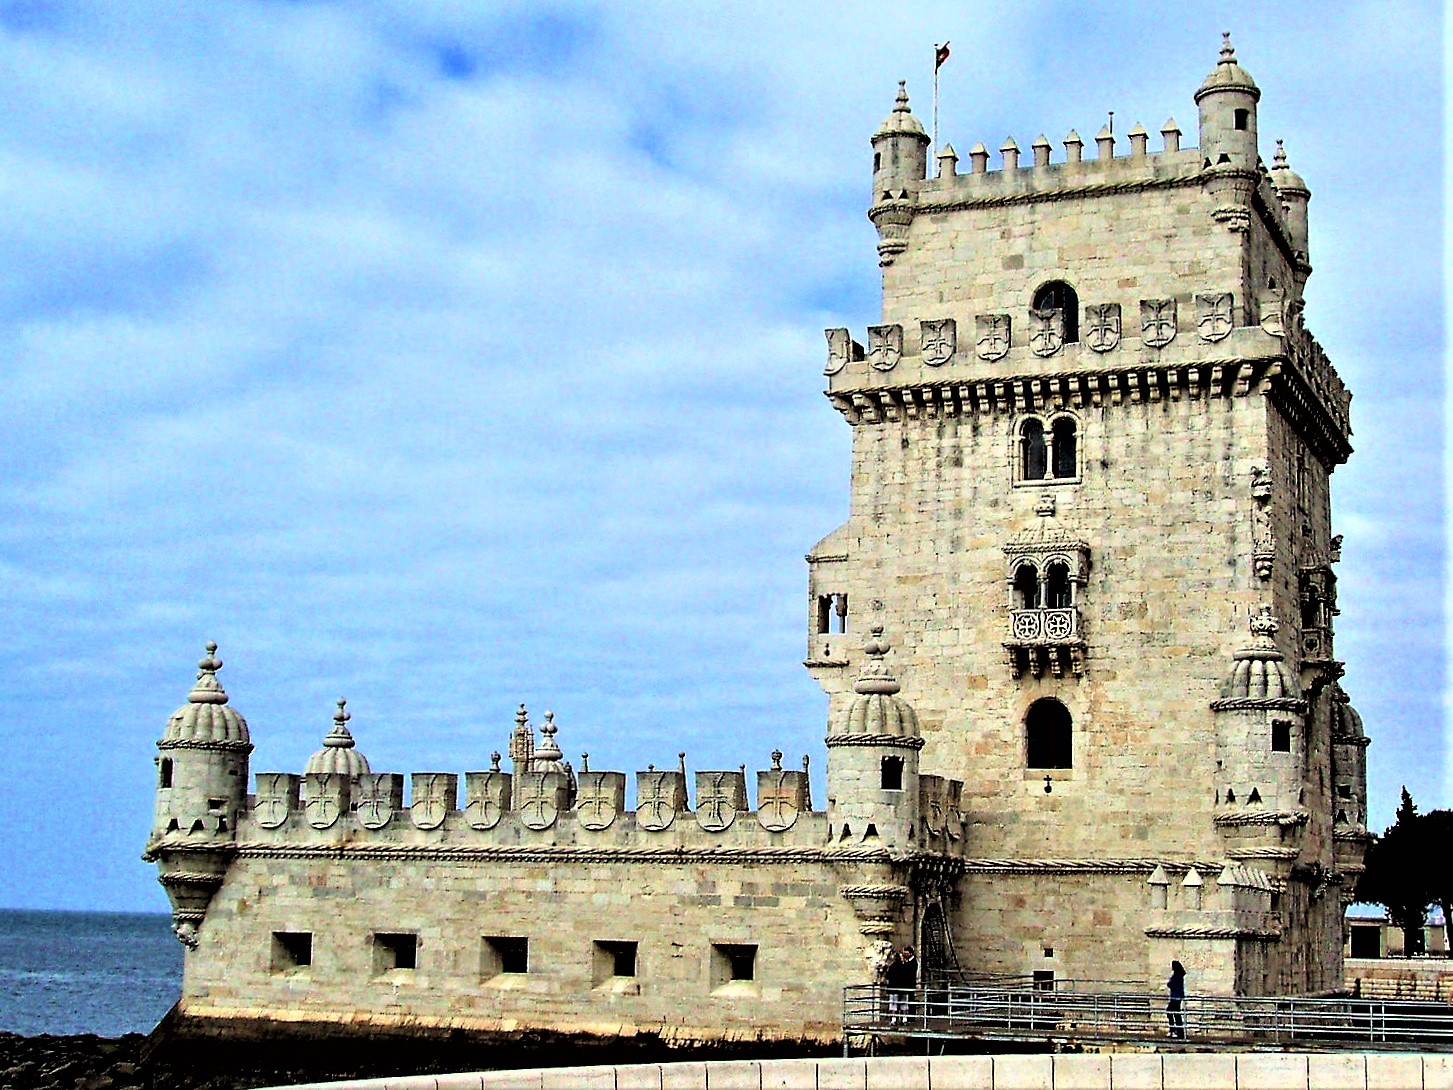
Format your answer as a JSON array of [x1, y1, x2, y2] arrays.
[[1270, 138, 1312, 265], [868, 81, 929, 266], [145, 642, 253, 948], [1196, 32, 1260, 169], [305, 699, 371, 779], [825, 626, 925, 852]]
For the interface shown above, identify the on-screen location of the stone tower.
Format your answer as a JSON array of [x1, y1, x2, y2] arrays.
[[808, 37, 1369, 995]]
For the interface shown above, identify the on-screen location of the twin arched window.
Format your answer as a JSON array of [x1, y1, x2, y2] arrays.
[[1019, 417, 1078, 481], [1013, 560, 1075, 610]]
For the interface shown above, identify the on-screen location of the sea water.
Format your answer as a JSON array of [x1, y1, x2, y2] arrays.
[[0, 909, 182, 1037]]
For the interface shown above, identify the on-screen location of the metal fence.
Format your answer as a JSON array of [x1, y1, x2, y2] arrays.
[[844, 984, 1453, 1051]]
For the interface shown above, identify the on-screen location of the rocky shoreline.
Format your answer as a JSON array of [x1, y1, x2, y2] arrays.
[[0, 1026, 842, 1089]]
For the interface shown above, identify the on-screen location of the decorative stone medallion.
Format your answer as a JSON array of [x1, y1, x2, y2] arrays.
[[355, 774, 395, 831], [694, 771, 743, 833], [1084, 303, 1121, 352], [464, 769, 509, 831], [575, 771, 622, 832], [866, 324, 902, 371], [1197, 292, 1234, 342], [757, 772, 801, 832], [253, 773, 293, 830], [919, 318, 956, 367], [824, 327, 852, 375], [516, 773, 559, 831], [976, 314, 1011, 361], [1029, 308, 1063, 356], [635, 771, 679, 832], [410, 773, 451, 831], [1140, 299, 1177, 348]]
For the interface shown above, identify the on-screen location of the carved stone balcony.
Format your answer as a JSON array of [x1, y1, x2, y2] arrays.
[[1005, 608, 1085, 678]]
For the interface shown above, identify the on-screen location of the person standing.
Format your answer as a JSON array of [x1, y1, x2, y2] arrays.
[[1166, 960, 1187, 1040], [886, 945, 919, 1024]]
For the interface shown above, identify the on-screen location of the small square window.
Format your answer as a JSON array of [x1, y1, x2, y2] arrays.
[[593, 940, 638, 987], [373, 932, 417, 974], [483, 936, 528, 978], [711, 942, 758, 994], [1043, 947, 1054, 959], [271, 931, 312, 972], [1336, 784, 1353, 799]]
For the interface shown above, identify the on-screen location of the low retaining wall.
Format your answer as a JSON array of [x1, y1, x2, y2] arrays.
[[265, 1052, 1453, 1090], [1345, 958, 1453, 1003]]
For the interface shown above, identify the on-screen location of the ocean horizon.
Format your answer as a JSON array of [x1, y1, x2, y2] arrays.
[[0, 908, 182, 1037]]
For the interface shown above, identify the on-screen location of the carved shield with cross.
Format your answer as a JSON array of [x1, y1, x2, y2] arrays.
[[1084, 303, 1121, 352], [866, 324, 902, 372], [575, 771, 624, 832], [1196, 292, 1234, 342], [253, 772, 296, 830], [694, 770, 747, 832], [976, 314, 1011, 360], [516, 771, 561, 831], [410, 773, 454, 831], [1140, 298, 1177, 348], [919, 318, 956, 367], [354, 773, 398, 831], [464, 770, 510, 831]]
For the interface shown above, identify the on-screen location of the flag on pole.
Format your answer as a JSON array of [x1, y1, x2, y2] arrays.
[[935, 42, 951, 70]]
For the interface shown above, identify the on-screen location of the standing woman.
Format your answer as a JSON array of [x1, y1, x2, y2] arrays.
[[1166, 960, 1187, 1040]]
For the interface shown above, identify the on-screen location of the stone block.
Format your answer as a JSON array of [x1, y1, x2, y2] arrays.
[[1238, 1054, 1310, 1090], [613, 1065, 665, 1090], [1366, 1055, 1424, 1090], [1109, 1053, 1163, 1090], [660, 1062, 709, 1090], [928, 1055, 994, 1090], [759, 1058, 822, 1089], [1163, 1054, 1236, 1090], [481, 1071, 542, 1090], [862, 1056, 926, 1089], [542, 1067, 614, 1090], [704, 1060, 761, 1089], [1054, 1054, 1112, 1090], [993, 1054, 1055, 1090], [1426, 1056, 1453, 1090], [1308, 1055, 1366, 1090]]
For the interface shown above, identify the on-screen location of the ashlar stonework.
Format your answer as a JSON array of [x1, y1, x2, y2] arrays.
[[145, 38, 1370, 1046]]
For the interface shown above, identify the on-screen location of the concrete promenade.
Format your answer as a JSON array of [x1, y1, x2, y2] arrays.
[[265, 1052, 1453, 1090]]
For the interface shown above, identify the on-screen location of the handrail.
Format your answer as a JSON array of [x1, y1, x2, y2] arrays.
[[843, 983, 1453, 1052]]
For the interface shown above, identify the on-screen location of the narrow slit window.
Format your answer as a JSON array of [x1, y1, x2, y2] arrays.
[[1021, 420, 1047, 481], [1050, 418, 1077, 479], [159, 758, 173, 789], [1271, 720, 1292, 753]]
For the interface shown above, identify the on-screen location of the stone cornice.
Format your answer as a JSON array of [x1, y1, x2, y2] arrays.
[[915, 171, 1203, 217], [1145, 925, 1281, 942], [1209, 696, 1308, 713], [823, 733, 925, 750], [1214, 808, 1310, 828], [959, 858, 1223, 875], [157, 738, 254, 753], [231, 843, 968, 867]]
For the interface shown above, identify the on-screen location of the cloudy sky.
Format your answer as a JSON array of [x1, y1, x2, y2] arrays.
[[0, 2, 1442, 914]]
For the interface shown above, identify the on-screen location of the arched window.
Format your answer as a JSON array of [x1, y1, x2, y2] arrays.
[[1020, 419, 1047, 481], [1045, 562, 1072, 608], [1026, 698, 1073, 769], [1013, 564, 1041, 609], [1050, 418, 1077, 479], [1032, 281, 1079, 343]]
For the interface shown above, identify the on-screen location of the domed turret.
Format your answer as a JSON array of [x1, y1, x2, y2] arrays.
[[868, 82, 930, 266], [146, 642, 253, 948], [825, 627, 925, 851], [1270, 139, 1312, 264], [305, 699, 371, 778], [1331, 683, 1370, 833], [1195, 33, 1261, 169], [529, 710, 567, 773]]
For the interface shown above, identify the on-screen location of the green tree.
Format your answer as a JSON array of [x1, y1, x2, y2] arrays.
[[1355, 788, 1432, 954]]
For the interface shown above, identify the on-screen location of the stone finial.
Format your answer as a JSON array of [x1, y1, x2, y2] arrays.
[[1148, 865, 1170, 886], [771, 749, 784, 770], [1064, 129, 1083, 164], [1273, 139, 1288, 171], [489, 751, 501, 772], [580, 752, 589, 772], [936, 143, 958, 178], [894, 79, 910, 113], [1219, 31, 1236, 65], [1128, 123, 1148, 158], [1183, 866, 1204, 910], [1249, 604, 1278, 643], [1161, 118, 1181, 153], [534, 711, 563, 763], [323, 699, 356, 749], [1148, 864, 1170, 908], [1096, 125, 1114, 159], [853, 625, 900, 696], [515, 703, 528, 730], [188, 642, 229, 705], [1031, 134, 1051, 167], [968, 142, 989, 174], [1000, 136, 1020, 171], [1182, 867, 1204, 888]]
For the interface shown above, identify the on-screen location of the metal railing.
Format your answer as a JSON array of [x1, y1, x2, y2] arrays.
[[844, 984, 1453, 1051]]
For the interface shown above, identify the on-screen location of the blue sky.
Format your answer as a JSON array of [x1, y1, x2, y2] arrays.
[[0, 1, 1443, 913]]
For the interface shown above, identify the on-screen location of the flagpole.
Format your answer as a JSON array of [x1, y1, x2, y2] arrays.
[[932, 43, 940, 162]]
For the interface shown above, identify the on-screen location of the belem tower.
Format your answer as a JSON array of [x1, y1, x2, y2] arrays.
[[145, 39, 1372, 1046]]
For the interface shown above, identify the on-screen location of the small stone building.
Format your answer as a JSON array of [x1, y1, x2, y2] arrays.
[[145, 38, 1370, 1045]]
